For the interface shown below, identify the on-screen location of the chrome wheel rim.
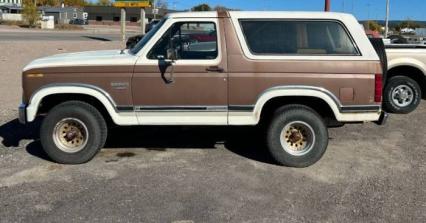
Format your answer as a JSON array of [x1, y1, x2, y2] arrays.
[[280, 121, 315, 156], [392, 84, 414, 107], [53, 118, 88, 153]]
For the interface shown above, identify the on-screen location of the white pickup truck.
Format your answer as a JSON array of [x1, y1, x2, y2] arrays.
[[385, 45, 426, 113]]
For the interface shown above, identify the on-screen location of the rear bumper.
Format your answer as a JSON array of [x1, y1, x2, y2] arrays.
[[375, 111, 389, 126], [18, 103, 27, 124]]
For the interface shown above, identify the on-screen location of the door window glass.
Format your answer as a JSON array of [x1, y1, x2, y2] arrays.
[[148, 22, 218, 60]]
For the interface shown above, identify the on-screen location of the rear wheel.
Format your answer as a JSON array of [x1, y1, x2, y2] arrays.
[[40, 101, 107, 164], [383, 76, 421, 114], [266, 105, 328, 167]]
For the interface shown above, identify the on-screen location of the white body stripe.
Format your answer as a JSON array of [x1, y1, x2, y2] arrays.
[[137, 111, 227, 125], [25, 85, 380, 126]]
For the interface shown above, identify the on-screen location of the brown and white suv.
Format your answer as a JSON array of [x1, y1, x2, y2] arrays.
[[19, 10, 387, 167]]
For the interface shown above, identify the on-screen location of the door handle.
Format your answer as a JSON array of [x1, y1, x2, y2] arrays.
[[206, 66, 224, 73]]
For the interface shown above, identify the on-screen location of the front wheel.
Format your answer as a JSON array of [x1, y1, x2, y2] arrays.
[[40, 101, 107, 164], [266, 105, 329, 168], [383, 76, 421, 114]]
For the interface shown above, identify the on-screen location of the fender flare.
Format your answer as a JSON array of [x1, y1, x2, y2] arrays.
[[253, 86, 342, 122], [388, 58, 426, 75], [228, 86, 381, 125], [26, 84, 137, 125]]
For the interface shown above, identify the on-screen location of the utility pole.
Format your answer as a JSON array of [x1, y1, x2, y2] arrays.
[[141, 7, 146, 34], [121, 8, 126, 45], [153, 0, 157, 20], [385, 0, 390, 38], [325, 0, 330, 11]]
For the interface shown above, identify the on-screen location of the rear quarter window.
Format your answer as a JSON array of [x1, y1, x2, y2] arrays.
[[239, 20, 359, 56]]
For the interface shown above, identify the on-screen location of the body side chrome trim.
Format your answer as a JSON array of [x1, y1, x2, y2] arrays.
[[340, 105, 381, 113], [135, 105, 228, 111]]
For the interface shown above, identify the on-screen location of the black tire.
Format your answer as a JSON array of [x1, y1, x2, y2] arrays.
[[266, 105, 328, 168], [40, 101, 108, 164], [383, 76, 421, 114]]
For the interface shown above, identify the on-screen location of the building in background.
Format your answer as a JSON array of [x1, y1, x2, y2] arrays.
[[39, 6, 87, 24], [84, 6, 170, 26], [415, 28, 426, 37], [0, 5, 23, 21], [0, 0, 22, 6]]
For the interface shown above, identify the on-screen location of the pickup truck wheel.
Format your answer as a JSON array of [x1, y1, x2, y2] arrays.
[[40, 101, 107, 164], [384, 76, 421, 114], [266, 105, 328, 168]]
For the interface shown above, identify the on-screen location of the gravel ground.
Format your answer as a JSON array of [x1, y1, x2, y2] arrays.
[[0, 36, 426, 222]]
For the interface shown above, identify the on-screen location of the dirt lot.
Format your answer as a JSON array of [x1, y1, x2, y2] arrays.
[[1, 35, 426, 222]]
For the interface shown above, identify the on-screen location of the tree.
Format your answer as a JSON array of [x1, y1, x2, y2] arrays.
[[395, 20, 423, 31], [22, 0, 39, 28], [37, 0, 60, 6], [191, 3, 211, 11], [63, 0, 86, 7], [367, 20, 382, 32], [96, 0, 111, 6], [213, 5, 238, 11]]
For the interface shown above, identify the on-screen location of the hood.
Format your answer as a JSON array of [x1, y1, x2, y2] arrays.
[[23, 50, 137, 72]]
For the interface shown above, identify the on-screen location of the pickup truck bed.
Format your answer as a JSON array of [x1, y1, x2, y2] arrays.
[[384, 46, 426, 113]]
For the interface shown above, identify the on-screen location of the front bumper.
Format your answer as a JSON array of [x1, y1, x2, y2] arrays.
[[18, 103, 27, 124], [375, 111, 389, 126]]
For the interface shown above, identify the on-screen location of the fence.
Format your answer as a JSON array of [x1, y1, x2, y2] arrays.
[[0, 13, 23, 21]]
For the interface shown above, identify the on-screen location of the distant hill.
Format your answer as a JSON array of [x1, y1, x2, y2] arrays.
[[360, 20, 426, 28]]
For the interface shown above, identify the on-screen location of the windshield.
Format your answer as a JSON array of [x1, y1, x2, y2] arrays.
[[130, 18, 167, 54]]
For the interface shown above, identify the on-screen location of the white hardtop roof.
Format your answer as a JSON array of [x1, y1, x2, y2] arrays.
[[167, 11, 218, 18], [167, 11, 355, 20]]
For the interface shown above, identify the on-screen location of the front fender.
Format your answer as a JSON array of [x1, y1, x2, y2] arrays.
[[26, 84, 137, 125]]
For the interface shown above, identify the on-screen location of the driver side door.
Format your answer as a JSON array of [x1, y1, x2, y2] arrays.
[[132, 18, 228, 125]]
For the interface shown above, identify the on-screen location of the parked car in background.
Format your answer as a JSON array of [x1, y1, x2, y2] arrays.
[[126, 20, 162, 49], [384, 44, 426, 113], [69, 18, 88, 25], [19, 11, 387, 167], [126, 34, 144, 49]]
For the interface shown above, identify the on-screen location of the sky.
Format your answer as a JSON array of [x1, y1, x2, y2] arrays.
[[167, 0, 426, 21]]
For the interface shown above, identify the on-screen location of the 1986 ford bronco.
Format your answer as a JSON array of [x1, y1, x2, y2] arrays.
[[19, 11, 387, 167]]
